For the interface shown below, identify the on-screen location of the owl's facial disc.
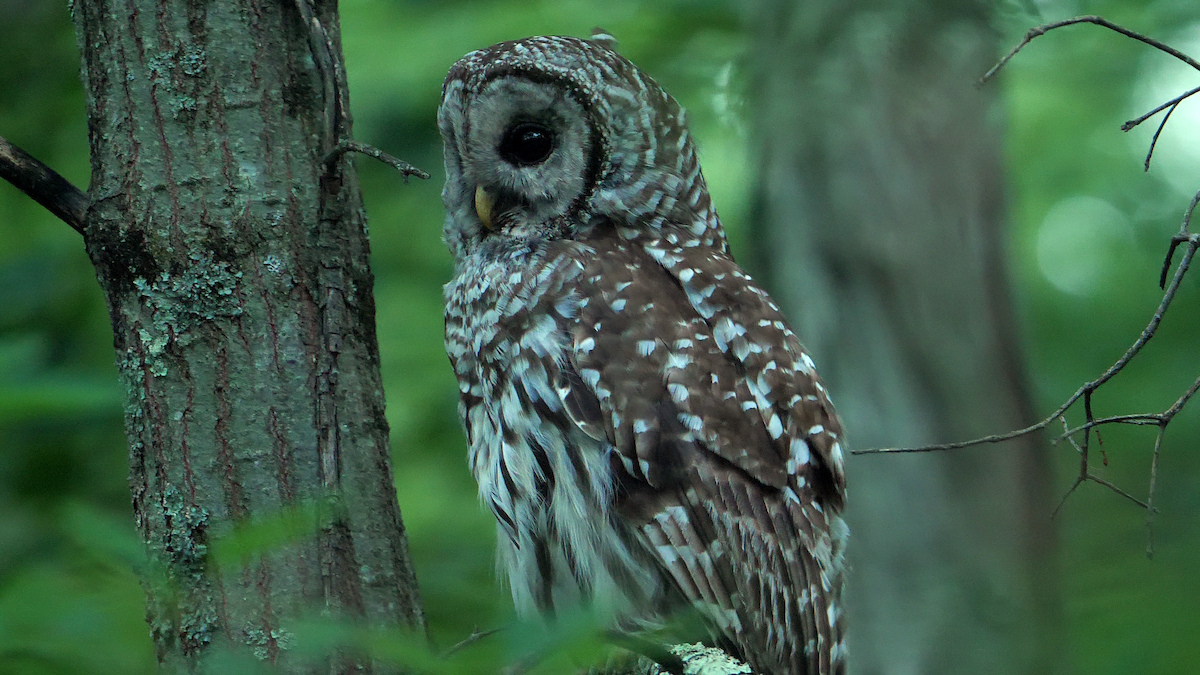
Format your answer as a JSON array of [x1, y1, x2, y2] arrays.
[[459, 77, 594, 236]]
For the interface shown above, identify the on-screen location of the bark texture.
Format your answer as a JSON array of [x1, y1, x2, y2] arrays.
[[745, 2, 1060, 673], [70, 0, 423, 670]]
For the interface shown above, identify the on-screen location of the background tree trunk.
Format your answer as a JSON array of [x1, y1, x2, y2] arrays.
[[745, 2, 1061, 673], [69, 0, 422, 670]]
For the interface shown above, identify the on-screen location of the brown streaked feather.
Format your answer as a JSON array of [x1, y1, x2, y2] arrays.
[[550, 230, 847, 674], [441, 34, 845, 675]]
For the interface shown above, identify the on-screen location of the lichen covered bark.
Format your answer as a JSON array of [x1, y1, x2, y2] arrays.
[[70, 0, 423, 670]]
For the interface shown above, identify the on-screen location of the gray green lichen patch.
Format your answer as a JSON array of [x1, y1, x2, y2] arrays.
[[180, 48, 207, 77], [133, 257, 245, 375], [175, 95, 198, 122], [144, 485, 220, 651], [146, 45, 207, 83], [244, 624, 294, 660], [159, 484, 211, 579]]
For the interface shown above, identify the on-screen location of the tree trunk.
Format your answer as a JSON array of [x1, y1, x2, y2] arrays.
[[745, 2, 1060, 673], [69, 0, 422, 670]]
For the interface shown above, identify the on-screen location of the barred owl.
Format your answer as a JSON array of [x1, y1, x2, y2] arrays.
[[439, 34, 848, 675]]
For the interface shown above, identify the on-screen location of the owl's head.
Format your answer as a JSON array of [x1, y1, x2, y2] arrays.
[[438, 35, 723, 260]]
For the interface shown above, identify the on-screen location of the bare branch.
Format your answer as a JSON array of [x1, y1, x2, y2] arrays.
[[291, 0, 428, 185], [325, 139, 430, 181], [981, 15, 1200, 85], [1060, 417, 1084, 455], [1164, 373, 1200, 417], [1087, 475, 1151, 510], [1054, 414, 1163, 441], [855, 225, 1199, 555], [1123, 84, 1200, 133], [1051, 478, 1083, 520], [860, 12, 1200, 548], [854, 234, 1199, 457], [442, 627, 502, 657], [850, 418, 1053, 455], [0, 135, 88, 234], [1143, 98, 1181, 171], [1146, 425, 1166, 558], [986, 16, 1200, 175]]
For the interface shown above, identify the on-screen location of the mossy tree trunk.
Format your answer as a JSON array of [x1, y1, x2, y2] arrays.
[[746, 2, 1061, 673], [69, 0, 423, 670]]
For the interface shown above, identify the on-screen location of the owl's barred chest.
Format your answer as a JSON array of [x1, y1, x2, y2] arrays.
[[443, 242, 584, 397], [444, 243, 668, 620]]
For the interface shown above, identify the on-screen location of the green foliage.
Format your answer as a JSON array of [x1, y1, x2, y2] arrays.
[[1, 0, 1199, 672]]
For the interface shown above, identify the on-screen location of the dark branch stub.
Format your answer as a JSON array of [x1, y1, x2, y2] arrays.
[[292, 0, 428, 183], [859, 16, 1200, 557], [325, 140, 430, 182], [0, 135, 88, 234]]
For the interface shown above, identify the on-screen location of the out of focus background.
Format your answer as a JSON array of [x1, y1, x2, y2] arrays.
[[1, 0, 1198, 672]]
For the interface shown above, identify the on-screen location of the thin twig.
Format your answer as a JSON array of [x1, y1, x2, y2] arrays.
[[849, 419, 1053, 454], [324, 139, 430, 181], [1180, 191, 1200, 233], [442, 627, 502, 657], [856, 238, 1199, 551], [0, 135, 88, 234], [1161, 229, 1191, 288], [1060, 417, 1084, 454], [1051, 478, 1083, 520], [1087, 475, 1150, 510], [868, 13, 1200, 540], [1164, 373, 1200, 417], [1143, 98, 1181, 171], [1145, 425, 1165, 558], [1160, 198, 1200, 287], [1123, 84, 1200, 132], [1079, 389, 1094, 499], [854, 236, 1200, 454], [981, 15, 1200, 85], [1054, 414, 1161, 443], [292, 0, 427, 184]]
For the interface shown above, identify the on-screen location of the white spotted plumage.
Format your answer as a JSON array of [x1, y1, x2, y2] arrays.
[[440, 34, 847, 675]]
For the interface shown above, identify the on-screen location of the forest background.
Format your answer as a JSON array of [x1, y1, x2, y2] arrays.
[[0, 0, 1197, 672]]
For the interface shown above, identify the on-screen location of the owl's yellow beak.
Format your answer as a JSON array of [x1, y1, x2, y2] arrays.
[[474, 186, 494, 230]]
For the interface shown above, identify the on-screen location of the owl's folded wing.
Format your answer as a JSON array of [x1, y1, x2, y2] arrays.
[[555, 232, 847, 674]]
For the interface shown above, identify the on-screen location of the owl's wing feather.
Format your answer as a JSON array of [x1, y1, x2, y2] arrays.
[[558, 232, 846, 674]]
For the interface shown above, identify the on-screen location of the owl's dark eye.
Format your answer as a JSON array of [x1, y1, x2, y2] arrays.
[[499, 122, 555, 166]]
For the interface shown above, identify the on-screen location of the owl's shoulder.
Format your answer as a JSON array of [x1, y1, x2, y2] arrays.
[[560, 228, 846, 501]]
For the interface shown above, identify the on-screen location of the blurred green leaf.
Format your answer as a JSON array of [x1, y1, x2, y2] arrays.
[[209, 498, 333, 570]]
